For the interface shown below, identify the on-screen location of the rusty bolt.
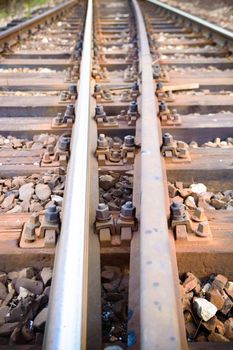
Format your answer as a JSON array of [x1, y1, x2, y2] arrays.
[[60, 91, 68, 101], [156, 81, 163, 91], [64, 104, 75, 121], [178, 148, 189, 158], [65, 68, 72, 82], [131, 81, 139, 92], [170, 201, 186, 221], [47, 144, 54, 156], [110, 151, 121, 162], [24, 224, 36, 242], [159, 101, 167, 112], [128, 101, 138, 113], [94, 84, 102, 93], [29, 213, 41, 228], [24, 213, 41, 242], [124, 135, 135, 147], [96, 203, 111, 221], [43, 151, 52, 164], [163, 132, 173, 146], [59, 135, 70, 151], [108, 116, 116, 123], [69, 84, 78, 99], [153, 64, 161, 77], [96, 104, 105, 116], [98, 134, 108, 149], [45, 205, 60, 224], [192, 207, 207, 222], [120, 201, 136, 220], [112, 142, 121, 150], [195, 221, 211, 237], [54, 112, 64, 125]]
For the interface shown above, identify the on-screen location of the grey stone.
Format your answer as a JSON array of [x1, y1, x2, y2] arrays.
[[33, 307, 48, 329], [0, 282, 7, 300], [35, 184, 51, 201], [0, 322, 19, 336], [19, 183, 34, 201], [15, 278, 43, 295]]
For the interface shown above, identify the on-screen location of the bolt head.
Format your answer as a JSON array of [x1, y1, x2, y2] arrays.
[[94, 84, 101, 93], [45, 204, 60, 224], [131, 82, 139, 91], [64, 104, 75, 120], [159, 101, 167, 112], [124, 135, 135, 147], [120, 201, 136, 219], [59, 135, 70, 151], [98, 134, 108, 148], [96, 203, 111, 221], [129, 101, 137, 113], [156, 81, 163, 90], [96, 104, 105, 115], [170, 201, 185, 220], [29, 213, 40, 227], [163, 133, 173, 146], [69, 84, 77, 94]]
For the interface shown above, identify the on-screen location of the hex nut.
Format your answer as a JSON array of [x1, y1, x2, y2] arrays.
[[96, 203, 111, 221]]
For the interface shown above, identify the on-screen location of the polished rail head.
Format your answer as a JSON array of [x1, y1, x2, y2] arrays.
[[43, 0, 92, 349]]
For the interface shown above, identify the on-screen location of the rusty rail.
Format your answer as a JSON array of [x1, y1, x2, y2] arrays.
[[132, 0, 187, 348]]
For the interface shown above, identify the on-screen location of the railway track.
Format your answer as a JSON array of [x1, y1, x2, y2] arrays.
[[0, 0, 85, 347], [0, 0, 232, 349]]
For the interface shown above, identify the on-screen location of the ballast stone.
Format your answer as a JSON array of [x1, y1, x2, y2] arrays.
[[193, 297, 217, 321], [190, 183, 207, 194]]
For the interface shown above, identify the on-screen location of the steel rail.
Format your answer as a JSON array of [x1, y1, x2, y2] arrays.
[[43, 0, 92, 348], [0, 0, 77, 50], [147, 0, 233, 41], [132, 0, 187, 349]]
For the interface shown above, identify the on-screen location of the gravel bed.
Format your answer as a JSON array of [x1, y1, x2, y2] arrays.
[[166, 66, 231, 73], [0, 172, 64, 213], [180, 272, 233, 342], [0, 91, 60, 97], [99, 172, 133, 211], [160, 0, 233, 32], [169, 182, 233, 211], [102, 265, 128, 348], [0, 266, 52, 346], [0, 134, 58, 150], [0, 68, 60, 73]]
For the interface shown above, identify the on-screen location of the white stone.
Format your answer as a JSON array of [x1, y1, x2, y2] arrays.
[[194, 297, 217, 321], [51, 195, 63, 206], [190, 183, 207, 194], [19, 183, 34, 201], [17, 287, 32, 300], [184, 196, 196, 209]]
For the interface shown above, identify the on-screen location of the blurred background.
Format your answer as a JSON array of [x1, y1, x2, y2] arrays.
[[0, 0, 63, 27], [160, 0, 233, 31]]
